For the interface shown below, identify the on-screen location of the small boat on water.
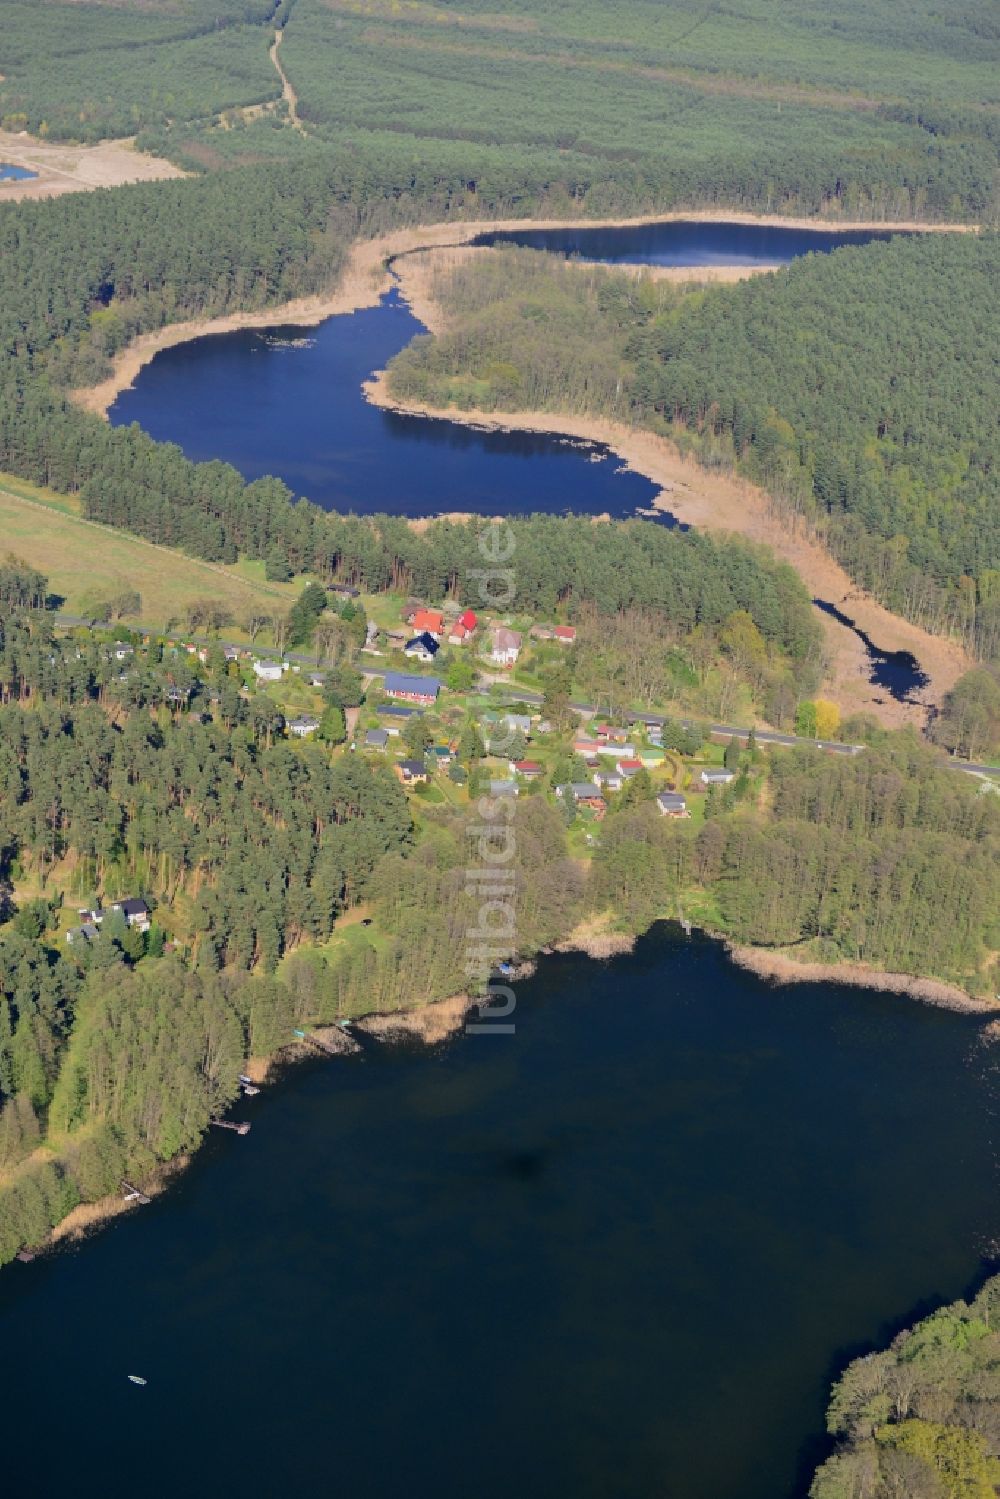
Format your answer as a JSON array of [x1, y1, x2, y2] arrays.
[[127, 1375, 147, 1386]]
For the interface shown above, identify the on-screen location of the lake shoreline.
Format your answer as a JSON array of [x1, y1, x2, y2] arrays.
[[362, 363, 969, 728], [18, 916, 993, 1268], [71, 209, 974, 418], [728, 945, 997, 1014]]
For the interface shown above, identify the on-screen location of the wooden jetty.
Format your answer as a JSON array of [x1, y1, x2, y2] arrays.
[[210, 1118, 252, 1136], [121, 1181, 151, 1205]]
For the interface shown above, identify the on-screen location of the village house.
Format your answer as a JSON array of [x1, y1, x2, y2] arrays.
[[502, 713, 532, 736], [490, 627, 522, 668], [288, 715, 320, 739], [489, 778, 519, 798], [595, 724, 630, 745], [701, 769, 736, 786], [377, 701, 423, 722], [383, 672, 441, 706], [593, 769, 623, 792], [404, 631, 440, 663], [365, 728, 389, 750], [510, 759, 543, 779], [447, 608, 477, 645], [110, 897, 151, 933], [431, 744, 453, 766], [332, 584, 360, 601], [556, 782, 607, 817], [554, 625, 576, 645], [530, 624, 556, 641], [66, 922, 100, 946], [396, 759, 429, 786], [657, 792, 689, 818], [573, 737, 604, 758], [616, 758, 644, 778], [253, 659, 284, 682], [410, 607, 444, 639], [112, 642, 133, 662]]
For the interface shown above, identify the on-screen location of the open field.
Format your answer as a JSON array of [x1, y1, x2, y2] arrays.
[[0, 129, 184, 200], [0, 474, 299, 628]]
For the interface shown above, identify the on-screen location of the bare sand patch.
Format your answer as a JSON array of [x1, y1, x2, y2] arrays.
[[729, 945, 995, 1014], [554, 915, 637, 960], [356, 992, 477, 1044], [0, 128, 184, 201]]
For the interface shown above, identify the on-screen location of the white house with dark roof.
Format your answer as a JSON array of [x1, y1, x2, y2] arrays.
[[490, 627, 522, 668], [110, 897, 151, 932], [657, 791, 688, 818], [288, 715, 320, 739]]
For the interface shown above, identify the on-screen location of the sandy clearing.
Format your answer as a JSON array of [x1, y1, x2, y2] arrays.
[[0, 128, 185, 201]]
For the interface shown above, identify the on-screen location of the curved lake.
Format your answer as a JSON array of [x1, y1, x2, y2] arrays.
[[472, 220, 909, 266], [1, 927, 995, 1499], [110, 288, 664, 523]]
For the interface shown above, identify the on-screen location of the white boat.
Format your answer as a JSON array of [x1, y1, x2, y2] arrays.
[[127, 1375, 147, 1386]]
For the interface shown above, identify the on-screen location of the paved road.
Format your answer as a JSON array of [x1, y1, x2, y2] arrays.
[[483, 684, 999, 778], [51, 613, 1000, 779]]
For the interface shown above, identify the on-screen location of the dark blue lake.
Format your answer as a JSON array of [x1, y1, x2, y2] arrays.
[[473, 219, 908, 266], [0, 163, 37, 181], [110, 287, 662, 522], [1, 927, 996, 1499]]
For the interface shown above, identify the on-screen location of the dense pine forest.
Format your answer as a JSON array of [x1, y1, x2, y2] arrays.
[[7, 0, 996, 222], [0, 573, 996, 1266], [387, 239, 1000, 659]]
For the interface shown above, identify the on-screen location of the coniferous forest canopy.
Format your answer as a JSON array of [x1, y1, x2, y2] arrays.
[[0, 594, 997, 1270], [388, 238, 1000, 658]]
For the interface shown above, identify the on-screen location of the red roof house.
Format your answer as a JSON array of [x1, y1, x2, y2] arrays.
[[411, 608, 444, 637], [458, 608, 477, 631], [554, 625, 576, 644]]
